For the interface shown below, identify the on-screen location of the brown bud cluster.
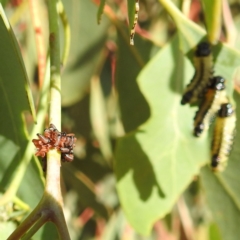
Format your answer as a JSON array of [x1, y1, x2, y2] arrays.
[[32, 124, 76, 162]]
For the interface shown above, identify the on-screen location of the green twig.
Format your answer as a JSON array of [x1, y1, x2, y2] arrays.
[[158, 0, 205, 50], [44, 0, 70, 238], [222, 0, 237, 46], [103, 5, 145, 68], [201, 0, 222, 44], [159, 0, 189, 24], [57, 0, 71, 66], [48, 0, 61, 129], [29, 0, 47, 88], [9, 0, 28, 26], [158, 0, 204, 34], [7, 204, 42, 239], [13, 196, 30, 211], [21, 213, 48, 240]]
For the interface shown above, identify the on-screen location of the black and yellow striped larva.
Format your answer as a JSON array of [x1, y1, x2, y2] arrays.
[[181, 42, 214, 105], [130, 0, 139, 45], [193, 76, 228, 137], [211, 103, 236, 171]]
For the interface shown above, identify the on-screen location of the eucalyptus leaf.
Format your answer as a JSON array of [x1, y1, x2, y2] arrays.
[[0, 4, 36, 122], [61, 0, 109, 106], [116, 32, 153, 132], [200, 92, 240, 240], [127, 0, 136, 32], [0, 4, 39, 193], [0, 221, 17, 239], [90, 76, 113, 163], [115, 35, 210, 235]]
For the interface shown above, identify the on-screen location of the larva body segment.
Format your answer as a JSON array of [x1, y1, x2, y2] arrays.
[[37, 133, 50, 144], [181, 42, 213, 105], [62, 153, 74, 162], [211, 103, 236, 171], [60, 147, 72, 153], [194, 76, 228, 137]]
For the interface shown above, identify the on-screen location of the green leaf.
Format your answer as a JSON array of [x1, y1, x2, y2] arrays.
[[0, 136, 19, 165], [0, 4, 36, 122], [0, 221, 17, 239], [116, 32, 153, 132], [61, 0, 109, 106], [115, 1, 240, 234], [97, 0, 106, 24], [0, 4, 38, 189], [200, 167, 240, 240], [200, 92, 240, 240], [209, 222, 222, 240], [90, 76, 113, 162], [115, 35, 210, 235], [0, 0, 9, 7]]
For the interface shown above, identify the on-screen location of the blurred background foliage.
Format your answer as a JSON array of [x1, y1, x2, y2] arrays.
[[1, 0, 240, 239]]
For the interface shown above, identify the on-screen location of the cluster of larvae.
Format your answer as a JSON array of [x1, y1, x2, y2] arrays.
[[181, 42, 236, 171], [32, 124, 76, 163]]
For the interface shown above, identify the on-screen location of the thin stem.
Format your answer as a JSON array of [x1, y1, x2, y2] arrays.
[[13, 196, 30, 211], [48, 0, 61, 129], [45, 1, 70, 239], [222, 0, 237, 46], [46, 0, 62, 203], [21, 213, 48, 240], [181, 0, 191, 17], [45, 149, 62, 203], [7, 204, 42, 240], [177, 196, 195, 240], [9, 0, 28, 26], [57, 0, 71, 66], [206, 1, 222, 45], [29, 0, 47, 88], [159, 0, 187, 23], [103, 5, 145, 68], [53, 207, 71, 240], [158, 0, 204, 33]]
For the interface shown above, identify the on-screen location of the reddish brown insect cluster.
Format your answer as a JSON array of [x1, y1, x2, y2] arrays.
[[32, 124, 76, 162]]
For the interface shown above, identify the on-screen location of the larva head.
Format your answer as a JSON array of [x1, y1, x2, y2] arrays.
[[181, 91, 193, 105], [195, 42, 211, 57], [209, 76, 225, 90], [49, 123, 57, 130], [194, 123, 204, 137], [218, 103, 234, 117], [211, 154, 220, 169], [44, 128, 51, 138]]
